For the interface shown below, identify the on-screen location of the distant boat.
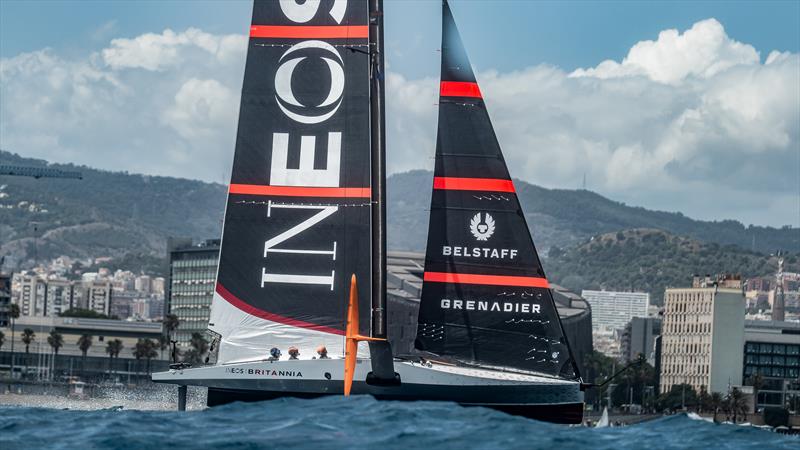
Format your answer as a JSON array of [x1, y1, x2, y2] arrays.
[[595, 407, 610, 428], [153, 0, 584, 424]]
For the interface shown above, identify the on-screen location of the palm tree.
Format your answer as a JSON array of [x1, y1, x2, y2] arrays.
[[20, 328, 35, 373], [162, 314, 179, 355], [698, 386, 710, 413], [143, 339, 158, 374], [9, 303, 19, 376], [183, 333, 209, 365], [47, 330, 64, 356], [133, 339, 158, 375], [709, 392, 723, 423], [77, 334, 93, 376], [726, 388, 748, 423], [105, 339, 123, 375], [157, 335, 169, 360], [747, 373, 764, 414]]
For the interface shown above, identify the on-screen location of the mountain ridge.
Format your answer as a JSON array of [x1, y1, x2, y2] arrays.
[[1, 151, 797, 274]]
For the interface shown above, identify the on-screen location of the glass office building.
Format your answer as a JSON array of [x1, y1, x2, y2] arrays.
[[743, 320, 800, 409], [167, 239, 220, 348]]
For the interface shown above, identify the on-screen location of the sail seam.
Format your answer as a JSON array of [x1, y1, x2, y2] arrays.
[[440, 81, 482, 98], [423, 272, 549, 288], [432, 177, 515, 193], [250, 25, 369, 39], [229, 184, 371, 198]]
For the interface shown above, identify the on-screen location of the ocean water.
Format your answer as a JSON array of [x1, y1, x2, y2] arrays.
[[1, 396, 797, 450]]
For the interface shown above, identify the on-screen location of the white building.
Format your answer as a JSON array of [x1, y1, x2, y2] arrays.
[[14, 275, 47, 317], [135, 275, 151, 293], [77, 280, 113, 316], [582, 290, 649, 332], [45, 279, 73, 316], [660, 285, 745, 394]]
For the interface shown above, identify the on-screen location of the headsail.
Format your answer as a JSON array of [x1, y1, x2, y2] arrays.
[[415, 1, 578, 379], [209, 0, 373, 364]]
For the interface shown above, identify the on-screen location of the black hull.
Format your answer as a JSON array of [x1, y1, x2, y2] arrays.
[[207, 387, 584, 424]]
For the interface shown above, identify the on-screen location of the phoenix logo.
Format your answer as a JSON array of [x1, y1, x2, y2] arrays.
[[470, 213, 495, 241]]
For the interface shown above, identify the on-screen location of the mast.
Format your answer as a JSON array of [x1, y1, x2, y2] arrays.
[[369, 0, 387, 339]]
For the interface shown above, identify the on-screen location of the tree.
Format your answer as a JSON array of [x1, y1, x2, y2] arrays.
[[47, 330, 64, 356], [656, 384, 697, 411], [133, 339, 158, 374], [747, 373, 764, 414], [9, 303, 20, 376], [157, 335, 169, 360], [726, 388, 748, 424], [105, 339, 123, 375], [77, 334, 93, 375], [698, 386, 710, 413], [183, 333, 209, 365], [163, 314, 179, 342], [21, 328, 35, 371], [709, 392, 724, 423]]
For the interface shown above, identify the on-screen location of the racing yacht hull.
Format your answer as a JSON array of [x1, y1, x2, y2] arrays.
[[152, 358, 584, 424]]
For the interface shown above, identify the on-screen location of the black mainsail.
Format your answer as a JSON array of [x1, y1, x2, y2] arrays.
[[208, 0, 374, 363], [415, 1, 578, 379]]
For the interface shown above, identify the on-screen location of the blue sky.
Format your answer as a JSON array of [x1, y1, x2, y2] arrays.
[[1, 1, 798, 227], [3, 0, 798, 78]]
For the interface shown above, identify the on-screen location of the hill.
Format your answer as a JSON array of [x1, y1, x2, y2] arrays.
[[0, 150, 226, 271], [1, 152, 797, 276], [387, 170, 799, 254], [544, 228, 798, 305]]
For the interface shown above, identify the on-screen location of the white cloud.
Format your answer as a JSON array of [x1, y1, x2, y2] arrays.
[[387, 19, 799, 226], [1, 29, 246, 183], [569, 19, 759, 84], [102, 28, 245, 71], [1, 19, 798, 227]]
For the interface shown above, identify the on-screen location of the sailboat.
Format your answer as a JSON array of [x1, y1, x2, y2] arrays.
[[153, 0, 584, 424]]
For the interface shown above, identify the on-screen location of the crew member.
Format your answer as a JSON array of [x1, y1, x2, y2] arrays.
[[268, 347, 281, 361], [316, 345, 329, 359], [288, 346, 300, 360]]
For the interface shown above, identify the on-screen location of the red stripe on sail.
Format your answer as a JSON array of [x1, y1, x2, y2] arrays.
[[216, 284, 345, 336], [229, 184, 371, 198], [424, 272, 550, 288], [440, 81, 482, 98], [250, 25, 369, 39], [432, 177, 515, 193]]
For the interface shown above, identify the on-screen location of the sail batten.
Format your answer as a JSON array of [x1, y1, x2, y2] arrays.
[[415, 1, 577, 379]]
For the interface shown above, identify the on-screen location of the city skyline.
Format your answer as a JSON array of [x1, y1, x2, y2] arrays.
[[0, 1, 798, 228]]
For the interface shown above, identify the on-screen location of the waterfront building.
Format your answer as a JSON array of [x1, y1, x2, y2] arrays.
[[742, 320, 800, 410], [621, 317, 662, 364], [0, 315, 167, 379], [167, 239, 220, 348], [582, 290, 649, 333], [659, 280, 745, 394]]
